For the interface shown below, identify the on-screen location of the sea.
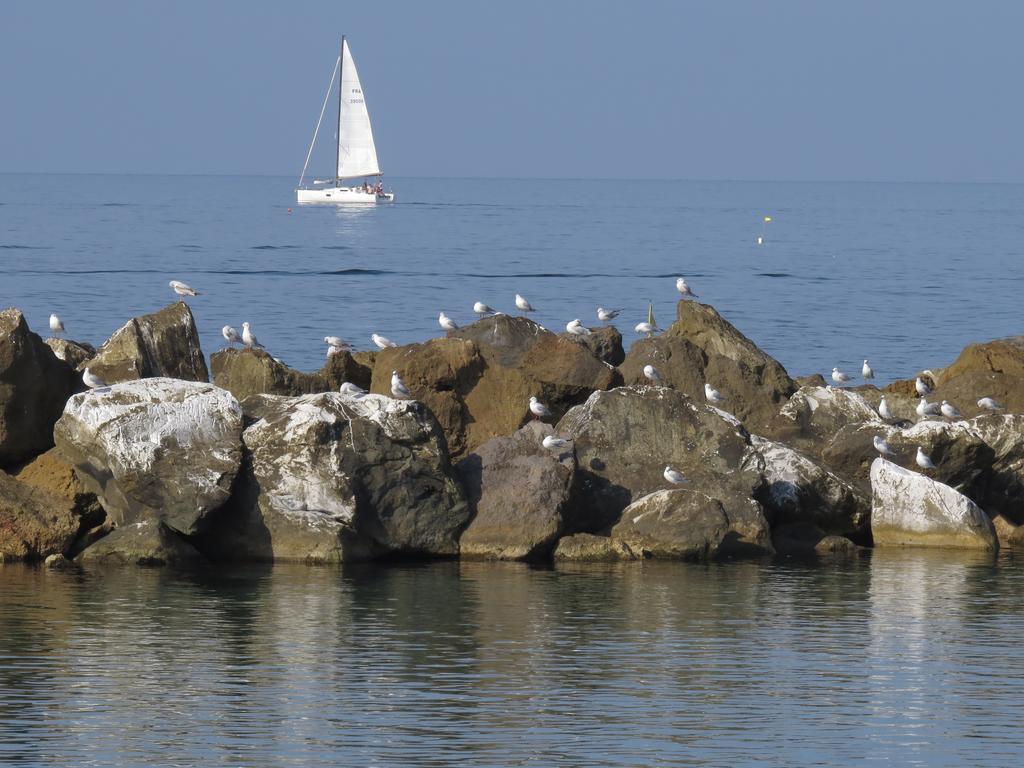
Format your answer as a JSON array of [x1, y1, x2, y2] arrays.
[[3, 175, 1024, 766], [2, 174, 1022, 382]]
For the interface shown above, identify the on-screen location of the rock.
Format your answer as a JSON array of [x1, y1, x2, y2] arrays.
[[870, 458, 997, 550], [795, 373, 827, 388], [610, 489, 772, 559], [619, 301, 795, 432], [45, 338, 96, 369], [823, 419, 993, 492], [1008, 525, 1024, 549], [931, 337, 1024, 416], [199, 392, 468, 563], [552, 533, 637, 562], [84, 302, 208, 384], [557, 386, 766, 534], [456, 422, 574, 560], [77, 520, 205, 566], [0, 308, 77, 466], [768, 385, 882, 452], [210, 347, 372, 404], [44, 553, 74, 569], [12, 448, 105, 527], [560, 325, 625, 366], [815, 534, 859, 555], [991, 514, 1019, 548], [0, 471, 82, 561], [963, 413, 1024, 523], [743, 435, 870, 540], [772, 522, 858, 556], [54, 378, 243, 536]]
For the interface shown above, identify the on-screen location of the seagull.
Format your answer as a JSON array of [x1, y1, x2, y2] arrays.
[[704, 383, 725, 404], [878, 396, 893, 420], [634, 321, 657, 337], [862, 359, 874, 380], [327, 345, 346, 358], [529, 396, 552, 420], [49, 313, 64, 336], [542, 435, 570, 451], [391, 371, 412, 399], [676, 278, 698, 298], [169, 280, 199, 301], [643, 364, 662, 384], [439, 312, 459, 334], [873, 435, 896, 456], [372, 333, 397, 349], [222, 325, 241, 347], [915, 377, 932, 397], [831, 367, 852, 385], [916, 447, 937, 470], [916, 397, 941, 418], [597, 307, 622, 323], [663, 466, 687, 485], [940, 400, 962, 420], [241, 321, 264, 349], [324, 336, 352, 350], [566, 319, 591, 336], [473, 302, 497, 316], [82, 367, 107, 390], [339, 382, 366, 398], [515, 294, 535, 314], [978, 397, 1004, 411]]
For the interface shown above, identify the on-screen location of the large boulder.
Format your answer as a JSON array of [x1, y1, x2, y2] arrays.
[[199, 392, 468, 563], [84, 302, 208, 384], [45, 338, 96, 370], [556, 386, 766, 533], [12, 448, 105, 527], [610, 488, 771, 559], [54, 378, 243, 536], [963, 413, 1024, 523], [0, 471, 83, 561], [77, 520, 204, 567], [456, 421, 574, 560], [560, 325, 625, 366], [210, 347, 372, 403], [870, 458, 997, 550], [767, 385, 882, 452], [929, 337, 1024, 416], [743, 435, 870, 540], [0, 308, 77, 466], [620, 301, 795, 433]]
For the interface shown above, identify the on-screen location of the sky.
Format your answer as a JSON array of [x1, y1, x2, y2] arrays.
[[2, 0, 1024, 182]]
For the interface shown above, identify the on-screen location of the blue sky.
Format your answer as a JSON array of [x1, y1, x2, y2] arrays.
[[3, 1, 1023, 181]]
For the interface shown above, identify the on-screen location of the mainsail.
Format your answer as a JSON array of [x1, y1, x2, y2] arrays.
[[337, 38, 381, 179]]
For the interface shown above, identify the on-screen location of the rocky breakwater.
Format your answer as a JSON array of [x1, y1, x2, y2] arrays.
[[6, 297, 1024, 566]]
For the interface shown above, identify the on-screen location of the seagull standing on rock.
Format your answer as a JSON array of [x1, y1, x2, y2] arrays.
[[873, 435, 896, 456], [474, 302, 497, 316], [878, 396, 894, 420], [222, 325, 241, 347], [916, 397, 941, 418], [704, 383, 725, 404], [940, 400, 962, 419], [515, 294, 535, 314], [324, 336, 352, 350], [82, 367, 107, 390], [676, 278, 698, 299], [439, 312, 459, 335], [831, 367, 852, 385], [916, 447, 937, 470], [169, 280, 199, 302], [635, 321, 657, 337], [597, 307, 621, 323], [49, 313, 65, 336], [663, 466, 687, 485], [372, 333, 398, 349], [529, 396, 552, 420], [916, 377, 932, 397], [978, 397, 1004, 411], [542, 435, 570, 451], [391, 371, 412, 399], [241, 322, 263, 349], [566, 319, 591, 336], [339, 382, 366, 398], [862, 359, 874, 380], [643, 364, 662, 385]]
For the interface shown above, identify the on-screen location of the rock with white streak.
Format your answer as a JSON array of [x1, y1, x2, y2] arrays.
[[870, 458, 997, 550], [199, 392, 468, 563], [54, 378, 243, 535], [964, 413, 1024, 523], [767, 385, 882, 453]]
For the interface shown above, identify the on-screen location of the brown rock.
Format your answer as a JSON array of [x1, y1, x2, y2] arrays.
[[559, 325, 625, 366], [211, 347, 372, 404], [552, 532, 638, 562], [45, 338, 96, 370], [12, 448, 105, 531], [84, 302, 208, 383], [0, 471, 82, 561]]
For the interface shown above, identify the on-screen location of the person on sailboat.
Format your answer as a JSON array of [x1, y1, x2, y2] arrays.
[[375, 180, 384, 195]]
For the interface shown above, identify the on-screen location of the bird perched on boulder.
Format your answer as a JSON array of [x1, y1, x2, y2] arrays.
[[940, 400, 962, 419], [515, 294, 535, 314], [529, 396, 552, 420], [873, 435, 896, 456], [663, 466, 687, 484], [391, 371, 412, 399], [643, 364, 662, 385], [82, 367, 107, 390], [169, 280, 199, 301], [542, 435, 570, 451], [916, 447, 937, 470], [474, 302, 497, 316], [241, 322, 264, 349], [566, 319, 591, 336], [878, 396, 893, 420], [862, 359, 874, 380], [675, 277, 698, 298], [372, 333, 397, 349], [439, 312, 458, 335], [222, 325, 241, 347], [704, 383, 725, 404], [831, 367, 852, 385], [339, 382, 366, 398], [597, 307, 621, 323], [49, 313, 65, 336], [978, 397, 1004, 411]]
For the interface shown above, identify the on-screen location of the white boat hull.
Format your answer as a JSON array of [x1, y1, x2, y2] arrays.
[[296, 186, 395, 203]]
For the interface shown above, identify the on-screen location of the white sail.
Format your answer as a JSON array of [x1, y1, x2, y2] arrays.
[[337, 38, 381, 179]]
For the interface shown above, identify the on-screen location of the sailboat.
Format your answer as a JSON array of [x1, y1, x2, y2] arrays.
[[296, 37, 394, 203]]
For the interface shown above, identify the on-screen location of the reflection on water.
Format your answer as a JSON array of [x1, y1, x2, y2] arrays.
[[2, 553, 1024, 766]]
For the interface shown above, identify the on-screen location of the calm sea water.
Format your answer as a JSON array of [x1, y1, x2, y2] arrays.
[[2, 552, 1024, 766], [2, 174, 1023, 381]]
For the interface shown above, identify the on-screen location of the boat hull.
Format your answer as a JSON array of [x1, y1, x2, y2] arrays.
[[296, 186, 395, 203]]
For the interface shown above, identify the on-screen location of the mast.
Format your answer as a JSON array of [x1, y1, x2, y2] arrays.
[[336, 35, 345, 183]]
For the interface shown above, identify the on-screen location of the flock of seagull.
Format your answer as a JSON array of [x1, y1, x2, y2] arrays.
[[45, 275, 1005, 486]]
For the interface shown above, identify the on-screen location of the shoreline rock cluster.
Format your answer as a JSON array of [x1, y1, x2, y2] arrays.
[[2, 299, 1022, 567]]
